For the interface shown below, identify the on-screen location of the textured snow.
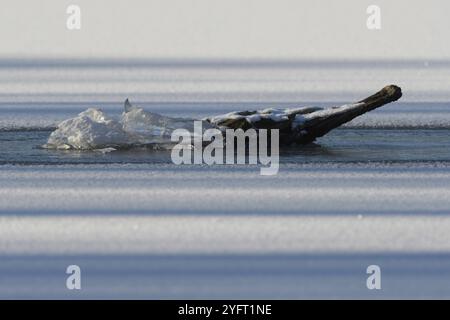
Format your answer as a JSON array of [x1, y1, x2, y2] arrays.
[[1, 60, 450, 104], [1, 164, 450, 298], [2, 61, 450, 299], [2, 163, 450, 214]]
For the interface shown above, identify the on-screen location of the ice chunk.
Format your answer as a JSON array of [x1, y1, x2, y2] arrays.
[[44, 101, 215, 150], [121, 102, 215, 144], [44, 108, 129, 150]]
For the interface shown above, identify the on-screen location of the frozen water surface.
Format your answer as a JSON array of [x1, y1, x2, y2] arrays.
[[1, 60, 450, 298]]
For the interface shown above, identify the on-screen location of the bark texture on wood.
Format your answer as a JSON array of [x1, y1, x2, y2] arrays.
[[209, 85, 402, 145], [295, 85, 402, 144]]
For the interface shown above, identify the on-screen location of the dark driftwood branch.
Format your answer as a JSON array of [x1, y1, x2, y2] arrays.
[[295, 84, 402, 144], [207, 85, 402, 145]]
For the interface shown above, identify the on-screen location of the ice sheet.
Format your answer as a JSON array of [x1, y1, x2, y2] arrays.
[[1, 164, 450, 298]]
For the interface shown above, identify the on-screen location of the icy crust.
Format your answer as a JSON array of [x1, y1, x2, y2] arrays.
[[206, 103, 364, 131], [206, 106, 322, 128], [44, 102, 212, 150], [44, 109, 128, 150]]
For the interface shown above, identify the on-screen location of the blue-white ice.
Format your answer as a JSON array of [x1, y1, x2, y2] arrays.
[[1, 60, 450, 299], [1, 163, 450, 298]]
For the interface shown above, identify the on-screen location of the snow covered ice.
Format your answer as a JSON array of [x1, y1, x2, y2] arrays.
[[2, 61, 450, 299], [1, 163, 450, 298]]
